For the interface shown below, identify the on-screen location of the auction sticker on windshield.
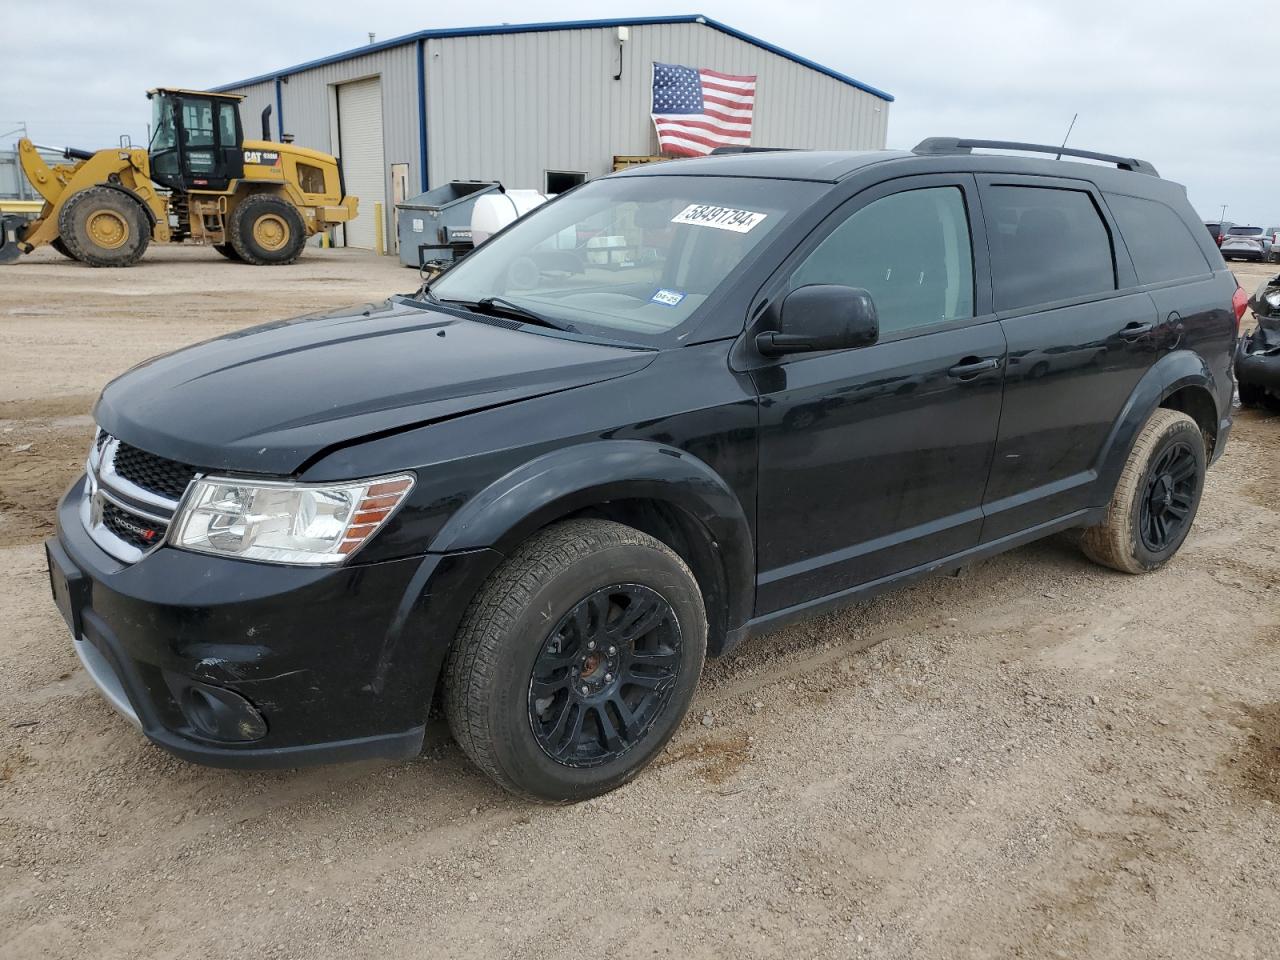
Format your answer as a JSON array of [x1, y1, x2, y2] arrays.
[[671, 204, 767, 233]]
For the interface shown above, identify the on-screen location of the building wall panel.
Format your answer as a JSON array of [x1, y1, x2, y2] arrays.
[[425, 21, 888, 190]]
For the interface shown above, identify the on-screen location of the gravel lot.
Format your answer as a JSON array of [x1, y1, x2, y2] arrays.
[[1, 247, 1277, 960]]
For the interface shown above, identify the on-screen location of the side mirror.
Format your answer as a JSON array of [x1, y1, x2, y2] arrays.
[[754, 284, 880, 357]]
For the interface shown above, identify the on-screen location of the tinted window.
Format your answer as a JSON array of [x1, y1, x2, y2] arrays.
[[789, 186, 974, 335], [986, 185, 1115, 311], [218, 103, 237, 146], [181, 99, 215, 147], [1106, 193, 1211, 284], [1227, 227, 1263, 236]]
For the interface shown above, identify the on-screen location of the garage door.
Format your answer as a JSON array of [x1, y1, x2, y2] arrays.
[[337, 77, 385, 250]]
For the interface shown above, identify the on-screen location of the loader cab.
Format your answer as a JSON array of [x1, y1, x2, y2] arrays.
[[147, 89, 245, 193]]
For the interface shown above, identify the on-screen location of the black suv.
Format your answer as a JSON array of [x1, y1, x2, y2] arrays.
[[47, 138, 1242, 801]]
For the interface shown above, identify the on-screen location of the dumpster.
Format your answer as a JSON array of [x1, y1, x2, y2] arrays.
[[396, 181, 501, 268]]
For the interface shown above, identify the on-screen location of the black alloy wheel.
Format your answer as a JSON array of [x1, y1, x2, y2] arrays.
[[528, 583, 681, 767], [1138, 441, 1198, 552]]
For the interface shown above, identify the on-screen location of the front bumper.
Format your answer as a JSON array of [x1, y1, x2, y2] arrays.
[[49, 474, 498, 769]]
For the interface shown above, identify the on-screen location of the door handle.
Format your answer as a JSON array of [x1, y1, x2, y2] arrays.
[[1120, 321, 1154, 340], [948, 356, 1001, 379]]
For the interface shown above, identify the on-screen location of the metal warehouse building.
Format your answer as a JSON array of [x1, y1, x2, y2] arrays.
[[213, 15, 893, 252]]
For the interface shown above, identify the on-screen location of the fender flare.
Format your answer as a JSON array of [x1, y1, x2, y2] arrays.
[[96, 181, 159, 226], [1094, 349, 1222, 498], [428, 440, 756, 641]]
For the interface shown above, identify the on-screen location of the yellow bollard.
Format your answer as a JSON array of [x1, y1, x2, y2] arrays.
[[374, 202, 385, 256], [320, 231, 330, 249]]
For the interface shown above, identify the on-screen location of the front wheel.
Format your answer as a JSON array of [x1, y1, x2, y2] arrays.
[[443, 519, 707, 802], [56, 186, 150, 267], [1081, 409, 1206, 574]]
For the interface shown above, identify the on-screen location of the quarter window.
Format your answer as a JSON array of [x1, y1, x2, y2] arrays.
[[1105, 193, 1211, 284], [986, 185, 1115, 311], [789, 186, 974, 335]]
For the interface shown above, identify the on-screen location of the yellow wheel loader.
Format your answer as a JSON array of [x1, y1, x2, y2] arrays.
[[0, 89, 357, 267]]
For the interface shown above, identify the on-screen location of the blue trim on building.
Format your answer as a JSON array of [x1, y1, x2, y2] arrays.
[[210, 14, 894, 102], [416, 39, 429, 191]]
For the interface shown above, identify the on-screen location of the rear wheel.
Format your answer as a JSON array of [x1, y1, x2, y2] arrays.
[[228, 194, 306, 265], [56, 187, 150, 267], [1081, 409, 1205, 574], [212, 243, 242, 262], [444, 519, 707, 802]]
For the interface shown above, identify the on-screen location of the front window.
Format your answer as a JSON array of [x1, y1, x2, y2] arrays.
[[149, 95, 177, 152], [429, 175, 820, 342]]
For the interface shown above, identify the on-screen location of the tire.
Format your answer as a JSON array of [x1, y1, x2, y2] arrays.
[[213, 243, 242, 262], [228, 194, 306, 265], [1080, 409, 1206, 574], [56, 187, 150, 267], [443, 519, 707, 802], [50, 237, 77, 260]]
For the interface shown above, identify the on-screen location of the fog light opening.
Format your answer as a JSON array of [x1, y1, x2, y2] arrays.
[[176, 681, 268, 743]]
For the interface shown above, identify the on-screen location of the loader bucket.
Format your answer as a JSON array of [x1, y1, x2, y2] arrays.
[[0, 215, 25, 264]]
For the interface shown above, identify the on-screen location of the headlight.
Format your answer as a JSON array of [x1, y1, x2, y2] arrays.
[[1265, 291, 1280, 309], [170, 473, 414, 565]]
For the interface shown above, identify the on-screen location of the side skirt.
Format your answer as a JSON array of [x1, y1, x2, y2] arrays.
[[724, 507, 1101, 652]]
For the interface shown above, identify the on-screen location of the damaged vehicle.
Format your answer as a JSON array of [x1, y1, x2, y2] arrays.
[[1237, 274, 1280, 409], [47, 139, 1241, 801]]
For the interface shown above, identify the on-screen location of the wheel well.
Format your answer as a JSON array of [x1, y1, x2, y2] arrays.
[[563, 499, 732, 657], [1160, 385, 1218, 454]]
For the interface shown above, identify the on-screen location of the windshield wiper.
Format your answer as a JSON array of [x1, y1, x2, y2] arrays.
[[443, 296, 576, 332]]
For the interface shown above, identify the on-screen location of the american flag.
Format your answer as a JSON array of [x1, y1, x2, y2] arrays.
[[651, 61, 756, 157]]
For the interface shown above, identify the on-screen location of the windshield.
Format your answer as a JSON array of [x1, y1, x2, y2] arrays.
[[150, 95, 176, 151], [429, 175, 820, 343]]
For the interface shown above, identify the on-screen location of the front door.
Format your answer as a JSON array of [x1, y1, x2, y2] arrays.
[[752, 176, 1007, 615]]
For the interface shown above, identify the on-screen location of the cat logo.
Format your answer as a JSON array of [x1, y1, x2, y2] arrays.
[[243, 150, 281, 165]]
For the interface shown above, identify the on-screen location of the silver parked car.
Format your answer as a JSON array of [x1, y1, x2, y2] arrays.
[[1219, 225, 1274, 262]]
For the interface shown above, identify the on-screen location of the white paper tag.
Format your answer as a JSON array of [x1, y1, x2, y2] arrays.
[[671, 204, 767, 233], [650, 288, 686, 307], [412, 218, 424, 233]]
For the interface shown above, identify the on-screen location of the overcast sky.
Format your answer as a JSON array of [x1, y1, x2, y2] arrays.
[[4, 0, 1274, 226]]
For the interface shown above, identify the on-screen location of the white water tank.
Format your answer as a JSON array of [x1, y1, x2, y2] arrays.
[[470, 190, 549, 246]]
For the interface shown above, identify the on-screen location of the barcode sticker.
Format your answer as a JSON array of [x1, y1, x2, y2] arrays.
[[671, 204, 767, 233]]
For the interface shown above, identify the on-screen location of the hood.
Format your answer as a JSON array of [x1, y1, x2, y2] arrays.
[[95, 297, 654, 475]]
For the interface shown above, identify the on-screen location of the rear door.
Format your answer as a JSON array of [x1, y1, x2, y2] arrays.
[[752, 175, 1007, 614], [978, 176, 1159, 540]]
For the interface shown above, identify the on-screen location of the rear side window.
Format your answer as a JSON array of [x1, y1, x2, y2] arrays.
[[985, 185, 1115, 311], [1106, 193, 1212, 284]]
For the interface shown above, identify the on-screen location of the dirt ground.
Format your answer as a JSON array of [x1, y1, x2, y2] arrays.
[[1, 247, 1278, 960]]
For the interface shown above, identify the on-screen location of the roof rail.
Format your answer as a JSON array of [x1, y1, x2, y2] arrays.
[[912, 137, 1159, 177], [708, 146, 804, 155]]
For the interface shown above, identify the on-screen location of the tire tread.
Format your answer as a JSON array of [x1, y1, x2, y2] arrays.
[[1081, 408, 1201, 574], [443, 519, 699, 799]]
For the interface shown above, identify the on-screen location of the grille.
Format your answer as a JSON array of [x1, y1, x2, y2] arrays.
[[101, 500, 167, 550], [111, 441, 197, 501]]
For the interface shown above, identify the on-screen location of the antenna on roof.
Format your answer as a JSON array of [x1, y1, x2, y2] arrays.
[[1055, 113, 1078, 161]]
